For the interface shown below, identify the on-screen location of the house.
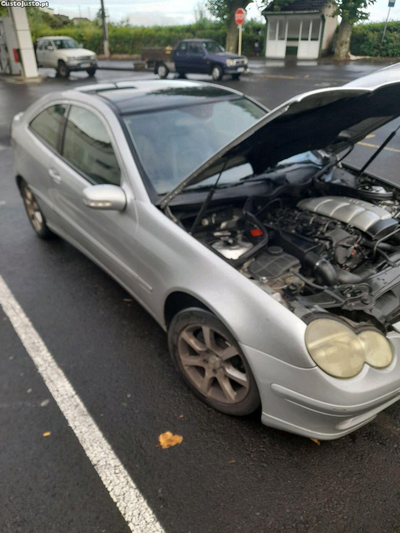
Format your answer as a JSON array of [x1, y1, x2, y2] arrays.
[[72, 17, 91, 25], [262, 0, 338, 59]]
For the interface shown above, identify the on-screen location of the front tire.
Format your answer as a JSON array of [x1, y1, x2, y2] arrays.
[[232, 73, 241, 80], [168, 308, 260, 416], [157, 62, 169, 79], [21, 182, 54, 239], [211, 64, 223, 81], [57, 60, 70, 78], [86, 67, 96, 77]]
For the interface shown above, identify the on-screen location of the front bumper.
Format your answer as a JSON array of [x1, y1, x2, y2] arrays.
[[67, 60, 97, 71], [241, 332, 400, 440], [225, 64, 247, 73]]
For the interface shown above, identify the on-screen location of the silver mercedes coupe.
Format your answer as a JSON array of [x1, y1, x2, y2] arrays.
[[11, 70, 400, 440]]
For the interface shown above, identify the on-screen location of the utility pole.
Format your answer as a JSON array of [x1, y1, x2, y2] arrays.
[[100, 0, 110, 58]]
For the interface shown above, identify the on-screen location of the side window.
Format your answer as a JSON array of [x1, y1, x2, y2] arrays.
[[30, 104, 67, 150], [62, 106, 121, 185], [189, 43, 203, 55], [38, 41, 44, 50], [44, 40, 51, 50], [178, 42, 187, 54]]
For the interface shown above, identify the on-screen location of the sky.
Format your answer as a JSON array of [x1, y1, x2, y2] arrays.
[[49, 1, 400, 26]]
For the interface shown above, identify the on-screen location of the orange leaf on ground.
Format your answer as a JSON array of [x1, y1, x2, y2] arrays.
[[43, 432, 51, 437], [310, 438, 321, 445], [158, 431, 183, 449]]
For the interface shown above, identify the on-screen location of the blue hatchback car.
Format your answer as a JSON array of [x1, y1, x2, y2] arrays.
[[156, 39, 248, 81]]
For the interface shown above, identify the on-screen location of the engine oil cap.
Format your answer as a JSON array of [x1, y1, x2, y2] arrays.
[[268, 246, 283, 256]]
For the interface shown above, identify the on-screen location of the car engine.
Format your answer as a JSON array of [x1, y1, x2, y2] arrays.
[[178, 165, 400, 328]]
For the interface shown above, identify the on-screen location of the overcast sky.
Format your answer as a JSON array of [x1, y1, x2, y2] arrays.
[[50, 0, 399, 26]]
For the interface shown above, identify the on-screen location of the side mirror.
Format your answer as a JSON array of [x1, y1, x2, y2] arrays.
[[47, 46, 54, 51], [82, 184, 126, 211]]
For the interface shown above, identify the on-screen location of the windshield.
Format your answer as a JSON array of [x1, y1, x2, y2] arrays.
[[123, 98, 266, 195], [202, 41, 224, 54], [53, 39, 79, 50]]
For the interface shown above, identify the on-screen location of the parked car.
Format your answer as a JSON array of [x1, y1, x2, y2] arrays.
[[10, 75, 400, 440], [35, 36, 97, 78], [147, 39, 248, 81]]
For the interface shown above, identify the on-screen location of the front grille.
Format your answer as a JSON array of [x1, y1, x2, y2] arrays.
[[78, 56, 93, 61]]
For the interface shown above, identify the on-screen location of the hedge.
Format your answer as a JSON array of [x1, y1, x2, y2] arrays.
[[28, 18, 265, 56], [351, 21, 400, 57]]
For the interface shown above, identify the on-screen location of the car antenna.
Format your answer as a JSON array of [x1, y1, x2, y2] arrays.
[[189, 157, 230, 235], [357, 124, 400, 178]]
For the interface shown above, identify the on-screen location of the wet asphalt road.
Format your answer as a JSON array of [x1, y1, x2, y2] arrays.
[[1, 59, 400, 533]]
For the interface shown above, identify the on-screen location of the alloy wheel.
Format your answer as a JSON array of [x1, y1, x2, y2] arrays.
[[23, 186, 44, 233], [177, 324, 249, 404]]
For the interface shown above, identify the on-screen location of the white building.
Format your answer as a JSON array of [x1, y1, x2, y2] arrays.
[[262, 0, 338, 60]]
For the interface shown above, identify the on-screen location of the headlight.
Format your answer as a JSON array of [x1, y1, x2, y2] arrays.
[[305, 319, 393, 378], [226, 59, 234, 66], [68, 57, 77, 62], [358, 330, 393, 368]]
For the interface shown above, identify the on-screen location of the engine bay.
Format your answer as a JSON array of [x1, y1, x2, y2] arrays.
[[169, 156, 400, 330]]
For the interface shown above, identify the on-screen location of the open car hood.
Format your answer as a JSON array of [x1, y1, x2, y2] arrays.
[[159, 80, 400, 209]]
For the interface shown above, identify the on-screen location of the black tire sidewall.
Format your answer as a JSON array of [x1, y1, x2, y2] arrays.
[[212, 65, 223, 81], [168, 308, 260, 416], [157, 63, 169, 79], [58, 61, 69, 78], [87, 68, 96, 76]]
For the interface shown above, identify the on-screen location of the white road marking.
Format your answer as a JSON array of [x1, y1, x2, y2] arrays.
[[0, 275, 164, 533]]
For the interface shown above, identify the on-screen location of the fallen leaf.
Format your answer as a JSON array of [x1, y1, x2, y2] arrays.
[[43, 432, 51, 437], [158, 431, 183, 449], [123, 298, 133, 302], [178, 414, 184, 419], [228, 460, 236, 464], [310, 438, 321, 446]]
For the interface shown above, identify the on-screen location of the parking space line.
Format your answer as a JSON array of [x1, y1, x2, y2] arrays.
[[0, 275, 164, 533], [357, 141, 400, 154]]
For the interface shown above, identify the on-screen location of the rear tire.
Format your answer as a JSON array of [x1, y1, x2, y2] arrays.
[[57, 60, 69, 78], [168, 308, 260, 416], [86, 67, 96, 77], [211, 65, 223, 81], [157, 62, 169, 79], [21, 182, 54, 239]]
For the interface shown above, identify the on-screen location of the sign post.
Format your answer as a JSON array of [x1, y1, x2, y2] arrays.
[[382, 0, 396, 43], [235, 8, 245, 56]]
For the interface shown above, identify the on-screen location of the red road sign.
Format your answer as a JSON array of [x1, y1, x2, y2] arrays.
[[235, 8, 245, 25]]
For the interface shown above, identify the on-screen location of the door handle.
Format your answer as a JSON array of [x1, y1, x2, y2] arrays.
[[48, 168, 61, 184]]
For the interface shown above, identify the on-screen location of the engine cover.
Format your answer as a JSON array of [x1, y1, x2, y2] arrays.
[[297, 196, 397, 237]]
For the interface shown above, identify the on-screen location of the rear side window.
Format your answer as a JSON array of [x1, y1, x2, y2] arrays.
[[189, 43, 203, 55], [178, 42, 187, 54], [30, 104, 67, 150], [62, 106, 120, 185]]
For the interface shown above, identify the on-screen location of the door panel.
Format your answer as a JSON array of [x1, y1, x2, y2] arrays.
[[48, 105, 149, 298], [185, 42, 207, 73]]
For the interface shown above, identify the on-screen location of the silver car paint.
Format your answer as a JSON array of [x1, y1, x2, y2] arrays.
[[11, 86, 400, 439]]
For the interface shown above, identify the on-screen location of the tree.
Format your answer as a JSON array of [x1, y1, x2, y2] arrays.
[[330, 0, 376, 60], [207, 0, 254, 52]]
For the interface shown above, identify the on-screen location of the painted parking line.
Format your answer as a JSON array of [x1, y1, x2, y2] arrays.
[[357, 141, 400, 154], [0, 275, 164, 533]]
